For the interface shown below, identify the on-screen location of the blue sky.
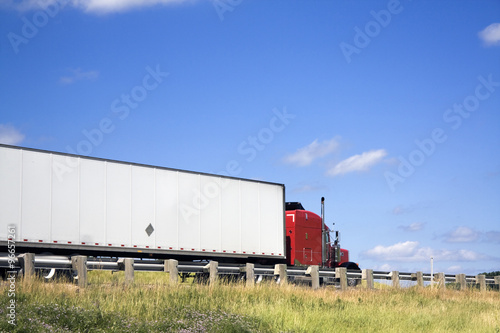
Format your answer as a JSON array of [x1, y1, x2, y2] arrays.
[[1, 0, 499, 275]]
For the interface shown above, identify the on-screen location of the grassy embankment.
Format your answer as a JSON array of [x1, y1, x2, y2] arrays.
[[1, 271, 499, 332]]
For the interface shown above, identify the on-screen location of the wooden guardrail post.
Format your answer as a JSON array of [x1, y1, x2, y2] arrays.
[[436, 272, 445, 289], [306, 265, 320, 290], [71, 255, 87, 288], [124, 258, 134, 285], [456, 273, 466, 290], [416, 271, 424, 288], [118, 258, 134, 285], [208, 261, 218, 284], [18, 253, 35, 279], [245, 263, 255, 287], [391, 271, 400, 288], [495, 276, 500, 289], [362, 269, 374, 289], [335, 267, 347, 291], [274, 264, 287, 286], [476, 274, 486, 292], [165, 259, 178, 284]]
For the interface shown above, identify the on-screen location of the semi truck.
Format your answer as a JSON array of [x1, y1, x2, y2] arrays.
[[0, 144, 358, 273]]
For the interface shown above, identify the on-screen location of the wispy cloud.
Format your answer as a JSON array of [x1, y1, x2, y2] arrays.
[[484, 231, 500, 243], [3, 0, 191, 14], [478, 23, 500, 47], [60, 68, 99, 84], [0, 124, 25, 145], [391, 201, 434, 216], [441, 227, 500, 244], [444, 226, 481, 243], [362, 241, 487, 262], [392, 205, 413, 215], [446, 265, 464, 274], [79, 0, 190, 14], [284, 138, 340, 167], [372, 263, 397, 271], [399, 222, 425, 232], [326, 149, 387, 177]]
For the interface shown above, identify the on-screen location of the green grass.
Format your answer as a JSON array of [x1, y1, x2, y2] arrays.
[[1, 271, 499, 332]]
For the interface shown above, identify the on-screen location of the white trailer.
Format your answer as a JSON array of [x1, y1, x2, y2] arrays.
[[0, 144, 285, 263]]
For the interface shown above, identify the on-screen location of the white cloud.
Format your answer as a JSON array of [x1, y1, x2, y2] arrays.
[[446, 265, 463, 274], [4, 0, 191, 13], [362, 241, 487, 262], [444, 226, 480, 243], [478, 23, 500, 46], [60, 68, 99, 84], [373, 263, 397, 271], [439, 227, 500, 244], [364, 241, 420, 261], [399, 222, 425, 232], [78, 0, 189, 13], [327, 149, 387, 177], [284, 138, 340, 167], [0, 124, 25, 145]]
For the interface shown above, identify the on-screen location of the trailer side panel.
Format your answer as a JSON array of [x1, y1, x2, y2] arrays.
[[0, 145, 285, 260]]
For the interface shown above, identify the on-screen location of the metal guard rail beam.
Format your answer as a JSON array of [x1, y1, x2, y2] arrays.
[[1, 255, 497, 286]]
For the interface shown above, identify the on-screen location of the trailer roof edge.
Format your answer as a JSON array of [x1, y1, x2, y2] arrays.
[[0, 143, 285, 188]]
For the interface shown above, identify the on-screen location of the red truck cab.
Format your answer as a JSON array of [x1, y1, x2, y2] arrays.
[[285, 202, 351, 268]]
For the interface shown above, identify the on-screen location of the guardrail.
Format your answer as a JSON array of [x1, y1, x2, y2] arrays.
[[2, 253, 499, 292]]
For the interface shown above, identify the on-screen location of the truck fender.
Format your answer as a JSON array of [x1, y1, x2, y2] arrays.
[[339, 262, 360, 271]]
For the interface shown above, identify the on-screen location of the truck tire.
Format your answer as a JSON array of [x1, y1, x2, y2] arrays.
[[340, 262, 361, 287]]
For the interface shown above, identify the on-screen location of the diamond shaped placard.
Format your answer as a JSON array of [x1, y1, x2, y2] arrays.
[[145, 223, 154, 237]]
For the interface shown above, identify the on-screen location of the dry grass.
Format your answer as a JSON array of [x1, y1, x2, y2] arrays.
[[1, 271, 499, 332]]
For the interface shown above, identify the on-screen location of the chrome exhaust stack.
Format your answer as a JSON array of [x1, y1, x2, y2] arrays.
[[321, 197, 327, 268]]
